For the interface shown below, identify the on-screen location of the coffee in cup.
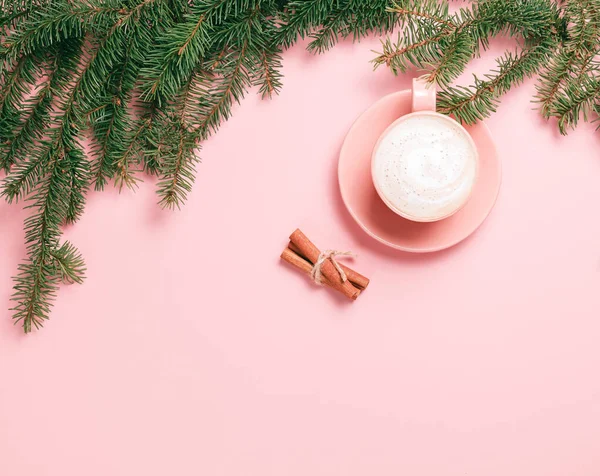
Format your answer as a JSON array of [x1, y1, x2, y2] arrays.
[[371, 80, 478, 222]]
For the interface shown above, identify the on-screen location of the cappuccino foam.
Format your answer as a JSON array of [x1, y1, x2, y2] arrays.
[[373, 114, 477, 221]]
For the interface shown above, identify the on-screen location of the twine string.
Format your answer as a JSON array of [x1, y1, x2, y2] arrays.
[[310, 250, 356, 285]]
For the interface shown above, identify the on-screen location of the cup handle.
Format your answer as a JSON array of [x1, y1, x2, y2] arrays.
[[411, 77, 436, 112]]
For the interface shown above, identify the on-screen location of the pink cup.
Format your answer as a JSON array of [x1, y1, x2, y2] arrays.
[[371, 78, 479, 223]]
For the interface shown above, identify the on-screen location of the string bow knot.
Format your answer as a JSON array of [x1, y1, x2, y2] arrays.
[[310, 250, 356, 285]]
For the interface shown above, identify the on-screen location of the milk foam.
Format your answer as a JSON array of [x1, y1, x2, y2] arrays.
[[373, 114, 477, 221]]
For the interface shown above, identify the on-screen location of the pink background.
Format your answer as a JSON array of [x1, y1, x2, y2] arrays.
[[2, 36, 600, 475]]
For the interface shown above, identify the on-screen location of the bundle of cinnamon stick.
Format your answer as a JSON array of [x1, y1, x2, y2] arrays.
[[280, 229, 369, 300]]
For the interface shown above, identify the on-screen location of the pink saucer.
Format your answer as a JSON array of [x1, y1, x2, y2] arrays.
[[338, 90, 501, 252]]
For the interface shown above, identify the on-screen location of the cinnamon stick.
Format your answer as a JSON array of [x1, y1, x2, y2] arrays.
[[289, 229, 360, 300], [280, 248, 337, 290], [288, 242, 369, 290]]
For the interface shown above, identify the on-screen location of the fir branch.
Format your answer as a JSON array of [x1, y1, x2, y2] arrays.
[[62, 121, 89, 224], [113, 120, 144, 191], [1, 143, 52, 202], [140, 0, 228, 103], [470, 0, 563, 44], [0, 53, 37, 110], [3, 36, 88, 330], [373, 29, 453, 76], [0, 57, 54, 171], [375, 0, 560, 87], [90, 96, 121, 190], [536, 0, 600, 117], [109, 100, 159, 190], [426, 32, 474, 86], [391, 0, 454, 29], [172, 2, 265, 142], [9, 131, 87, 331], [1, 38, 82, 202], [552, 74, 600, 134], [256, 47, 282, 98], [0, 53, 42, 152], [0, 7, 30, 32], [155, 67, 201, 207], [277, 0, 336, 49], [280, 0, 397, 53], [536, 48, 584, 118], [86, 0, 166, 190], [344, 0, 401, 39], [2, 2, 124, 63], [306, 0, 398, 54], [192, 46, 252, 140], [438, 40, 555, 124], [372, 1, 476, 85], [306, 6, 352, 54], [11, 153, 72, 333], [49, 241, 86, 285], [156, 117, 198, 209], [134, 101, 163, 176]]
